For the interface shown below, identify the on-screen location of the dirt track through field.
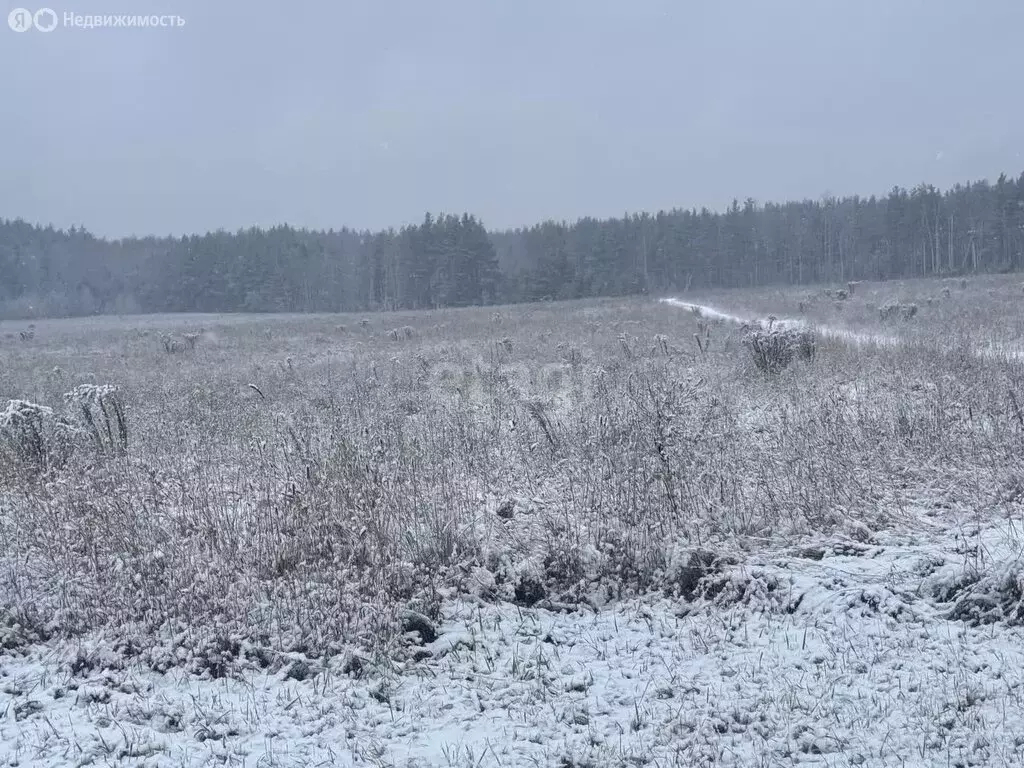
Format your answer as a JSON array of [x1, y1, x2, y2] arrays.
[[663, 296, 1024, 364], [661, 298, 900, 347], [663, 297, 1024, 363]]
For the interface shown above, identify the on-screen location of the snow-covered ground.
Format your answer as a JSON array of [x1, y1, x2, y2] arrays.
[[662, 297, 1024, 360], [4, 298, 1024, 766], [3, 518, 1024, 766], [662, 298, 902, 348]]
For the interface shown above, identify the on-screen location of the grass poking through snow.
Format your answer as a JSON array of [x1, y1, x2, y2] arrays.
[[1, 278, 1024, 765]]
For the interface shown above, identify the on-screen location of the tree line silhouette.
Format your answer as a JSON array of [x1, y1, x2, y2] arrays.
[[1, 171, 1022, 319]]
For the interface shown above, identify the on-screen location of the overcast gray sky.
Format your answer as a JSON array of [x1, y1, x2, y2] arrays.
[[2, 0, 1022, 238]]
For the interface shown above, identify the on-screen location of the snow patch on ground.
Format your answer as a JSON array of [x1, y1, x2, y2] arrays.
[[662, 297, 1024, 360], [661, 298, 751, 326], [662, 298, 901, 348], [977, 339, 1024, 363], [3, 524, 1024, 766]]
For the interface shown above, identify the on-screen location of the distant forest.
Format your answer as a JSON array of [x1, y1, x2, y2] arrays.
[[1, 171, 1023, 319]]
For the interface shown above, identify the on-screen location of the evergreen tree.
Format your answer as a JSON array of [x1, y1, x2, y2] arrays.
[[2, 169, 1023, 319]]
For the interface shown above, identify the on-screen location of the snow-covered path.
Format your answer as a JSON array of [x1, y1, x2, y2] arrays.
[[662, 297, 902, 348], [661, 297, 1024, 359]]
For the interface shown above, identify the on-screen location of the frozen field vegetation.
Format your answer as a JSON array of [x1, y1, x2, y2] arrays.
[[2, 274, 1024, 766]]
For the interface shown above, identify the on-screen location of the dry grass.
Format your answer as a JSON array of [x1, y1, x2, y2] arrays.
[[696, 273, 1024, 353], [1, 283, 1024, 670]]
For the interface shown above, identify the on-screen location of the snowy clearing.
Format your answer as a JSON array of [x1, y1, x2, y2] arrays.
[[4, 291, 1024, 766]]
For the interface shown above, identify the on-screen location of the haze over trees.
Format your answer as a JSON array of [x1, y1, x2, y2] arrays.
[[1, 172, 1022, 319]]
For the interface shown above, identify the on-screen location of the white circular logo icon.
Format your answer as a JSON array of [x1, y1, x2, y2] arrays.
[[8, 8, 34, 31], [34, 8, 57, 32]]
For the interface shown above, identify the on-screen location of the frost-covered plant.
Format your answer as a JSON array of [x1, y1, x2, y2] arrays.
[[741, 324, 816, 373], [0, 399, 81, 476], [160, 333, 187, 354], [389, 325, 416, 340], [64, 384, 128, 455], [879, 302, 918, 322]]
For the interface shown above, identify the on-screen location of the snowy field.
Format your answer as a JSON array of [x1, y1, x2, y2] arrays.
[[4, 528, 1024, 767], [2, 276, 1024, 766]]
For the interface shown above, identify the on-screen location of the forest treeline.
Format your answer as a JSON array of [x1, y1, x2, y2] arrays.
[[1, 171, 1023, 319]]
